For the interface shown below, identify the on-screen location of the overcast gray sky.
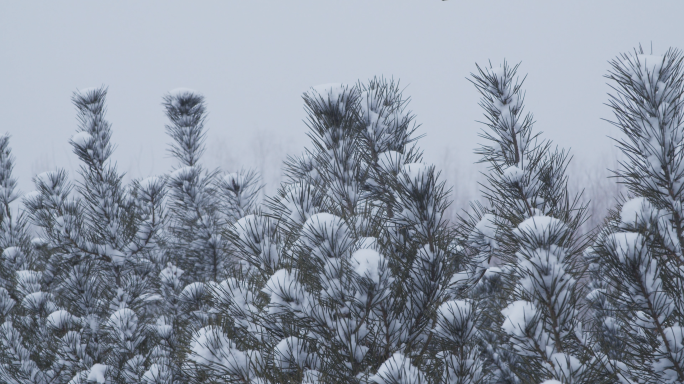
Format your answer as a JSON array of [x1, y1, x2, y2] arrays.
[[1, 1, 683, 195]]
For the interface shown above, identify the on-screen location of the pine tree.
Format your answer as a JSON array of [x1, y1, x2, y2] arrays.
[[160, 88, 264, 384], [183, 80, 459, 384], [455, 62, 602, 384], [0, 87, 167, 384], [164, 89, 226, 284], [234, 83, 376, 383], [588, 46, 684, 383], [0, 134, 56, 384], [219, 169, 262, 225], [0, 134, 33, 288], [5, 54, 676, 383]]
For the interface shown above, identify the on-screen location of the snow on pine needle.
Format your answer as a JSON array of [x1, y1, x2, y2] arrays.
[[0, 87, 167, 384], [587, 46, 684, 384], [4, 49, 684, 384], [452, 61, 600, 384]]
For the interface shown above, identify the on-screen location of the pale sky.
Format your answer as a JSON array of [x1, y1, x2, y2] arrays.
[[1, 1, 683, 197]]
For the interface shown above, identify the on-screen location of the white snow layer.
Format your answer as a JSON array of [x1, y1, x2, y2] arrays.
[[108, 308, 138, 339], [264, 269, 297, 296], [275, 336, 311, 371], [21, 291, 51, 312], [34, 171, 57, 186], [263, 269, 305, 313], [301, 213, 350, 259], [515, 215, 567, 244], [159, 263, 184, 290], [435, 300, 475, 340], [636, 54, 664, 73], [216, 278, 253, 313], [309, 83, 346, 103], [47, 310, 76, 329], [223, 172, 244, 186], [234, 214, 257, 242], [606, 232, 647, 263], [351, 248, 384, 284], [15, 270, 41, 288], [189, 326, 250, 378], [378, 151, 404, 175], [655, 326, 684, 379], [169, 166, 196, 180], [502, 165, 524, 183], [279, 183, 316, 225], [181, 282, 207, 303], [372, 352, 425, 384], [620, 197, 655, 228], [142, 364, 164, 384], [87, 364, 109, 383], [302, 213, 344, 234], [21, 190, 40, 202], [472, 213, 497, 248], [357, 236, 378, 250], [70, 132, 93, 148], [550, 353, 583, 382], [402, 163, 429, 183], [501, 300, 538, 337], [139, 176, 163, 191]]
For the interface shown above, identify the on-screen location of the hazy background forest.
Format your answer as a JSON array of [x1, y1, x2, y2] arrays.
[[198, 134, 627, 233], [27, 126, 625, 234]]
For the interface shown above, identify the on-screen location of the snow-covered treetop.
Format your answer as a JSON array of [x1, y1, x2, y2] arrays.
[[470, 61, 539, 170], [163, 88, 207, 167], [220, 169, 262, 223], [70, 86, 114, 170], [358, 77, 419, 157], [513, 215, 568, 248], [303, 83, 359, 149], [607, 48, 684, 201], [467, 60, 583, 227], [0, 135, 19, 212], [309, 83, 348, 104]]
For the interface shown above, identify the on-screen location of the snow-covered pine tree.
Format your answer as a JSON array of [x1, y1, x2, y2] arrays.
[[354, 79, 422, 378], [587, 46, 684, 384], [158, 89, 224, 384], [219, 169, 262, 226], [180, 85, 356, 384], [454, 62, 602, 384], [258, 83, 377, 383], [0, 135, 33, 289], [184, 79, 459, 384], [1, 87, 167, 384], [352, 79, 463, 384], [218, 169, 263, 279], [356, 77, 422, 219], [0, 134, 56, 384], [164, 89, 226, 284], [159, 88, 265, 384]]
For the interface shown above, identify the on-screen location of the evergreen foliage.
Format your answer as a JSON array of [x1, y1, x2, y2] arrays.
[[1, 45, 684, 384], [453, 61, 604, 384], [182, 80, 457, 384], [587, 47, 684, 384]]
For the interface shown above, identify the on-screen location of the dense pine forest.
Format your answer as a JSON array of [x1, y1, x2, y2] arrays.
[[1, 46, 684, 384]]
